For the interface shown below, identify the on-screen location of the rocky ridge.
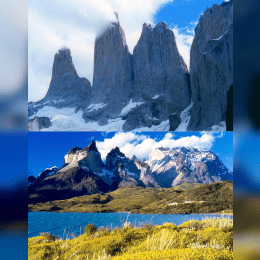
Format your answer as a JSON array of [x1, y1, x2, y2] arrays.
[[28, 1, 233, 131], [28, 14, 191, 131], [187, 0, 233, 131], [29, 140, 232, 203]]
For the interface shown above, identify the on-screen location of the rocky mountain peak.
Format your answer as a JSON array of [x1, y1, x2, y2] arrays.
[[154, 21, 169, 30], [84, 140, 99, 152], [129, 155, 138, 161], [67, 147, 83, 154], [29, 143, 232, 203], [123, 19, 191, 131], [107, 147, 126, 159], [51, 47, 78, 80], [38, 45, 92, 110], [106, 147, 127, 171], [56, 46, 70, 54], [63, 140, 104, 174], [112, 11, 119, 27], [89, 13, 133, 105], [143, 23, 152, 31], [147, 147, 232, 188]]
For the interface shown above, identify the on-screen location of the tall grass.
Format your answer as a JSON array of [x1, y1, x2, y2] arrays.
[[28, 217, 233, 260]]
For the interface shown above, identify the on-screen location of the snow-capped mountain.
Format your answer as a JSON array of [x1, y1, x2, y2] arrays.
[[148, 147, 232, 187], [29, 141, 232, 203]]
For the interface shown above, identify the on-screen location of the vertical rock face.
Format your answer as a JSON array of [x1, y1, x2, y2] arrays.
[[29, 47, 92, 119], [122, 22, 191, 131], [82, 12, 134, 126], [133, 22, 190, 104], [45, 47, 92, 106], [91, 12, 133, 104], [63, 140, 104, 174], [105, 147, 128, 171], [188, 1, 233, 131]]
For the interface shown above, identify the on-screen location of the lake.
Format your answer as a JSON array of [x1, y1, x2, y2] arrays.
[[28, 212, 233, 239]]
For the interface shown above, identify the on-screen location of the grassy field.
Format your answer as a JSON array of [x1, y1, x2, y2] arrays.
[[28, 181, 233, 214], [28, 217, 233, 260]]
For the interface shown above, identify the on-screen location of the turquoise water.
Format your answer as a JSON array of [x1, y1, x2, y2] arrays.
[[28, 212, 232, 239]]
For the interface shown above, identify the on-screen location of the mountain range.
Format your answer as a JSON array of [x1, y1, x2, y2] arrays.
[[28, 0, 233, 132], [28, 140, 233, 204]]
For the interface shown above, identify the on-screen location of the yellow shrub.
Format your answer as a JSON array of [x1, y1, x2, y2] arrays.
[[112, 248, 233, 260], [28, 218, 233, 260]]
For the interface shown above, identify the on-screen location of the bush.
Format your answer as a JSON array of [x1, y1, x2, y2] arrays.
[[39, 232, 56, 242], [29, 218, 233, 260], [85, 224, 97, 235], [94, 226, 111, 238]]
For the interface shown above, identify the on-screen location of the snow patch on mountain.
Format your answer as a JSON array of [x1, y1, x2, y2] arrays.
[[29, 106, 90, 131], [152, 95, 161, 99], [87, 103, 107, 112], [120, 99, 144, 116], [175, 102, 193, 131]]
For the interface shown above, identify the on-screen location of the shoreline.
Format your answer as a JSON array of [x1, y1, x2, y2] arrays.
[[28, 211, 233, 216]]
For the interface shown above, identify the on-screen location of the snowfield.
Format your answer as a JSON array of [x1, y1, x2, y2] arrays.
[[29, 103, 226, 132]]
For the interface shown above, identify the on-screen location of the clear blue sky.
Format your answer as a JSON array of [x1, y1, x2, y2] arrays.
[[155, 0, 225, 29], [28, 132, 233, 177]]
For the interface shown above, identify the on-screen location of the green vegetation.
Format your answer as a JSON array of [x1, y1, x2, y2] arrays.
[[28, 217, 233, 260], [28, 181, 233, 214], [85, 224, 97, 235]]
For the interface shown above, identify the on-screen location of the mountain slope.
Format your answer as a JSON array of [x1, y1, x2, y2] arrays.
[[28, 167, 109, 204], [28, 181, 233, 214]]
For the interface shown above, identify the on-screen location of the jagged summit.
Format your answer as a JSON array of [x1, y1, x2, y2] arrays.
[[108, 147, 124, 156], [106, 147, 127, 171], [29, 143, 232, 203], [82, 12, 134, 127], [142, 22, 169, 31], [112, 11, 119, 27], [29, 6, 232, 132], [28, 46, 92, 122], [83, 140, 99, 152], [67, 147, 83, 154], [129, 155, 138, 161], [154, 21, 169, 29], [56, 46, 70, 54], [91, 12, 133, 104], [120, 19, 191, 131], [143, 23, 152, 30]]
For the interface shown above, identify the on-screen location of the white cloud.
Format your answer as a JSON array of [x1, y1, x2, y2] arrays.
[[29, 0, 174, 102], [96, 132, 219, 161], [170, 24, 196, 68]]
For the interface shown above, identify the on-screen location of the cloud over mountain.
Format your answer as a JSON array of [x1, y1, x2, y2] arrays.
[[96, 132, 221, 161], [28, 0, 175, 102]]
